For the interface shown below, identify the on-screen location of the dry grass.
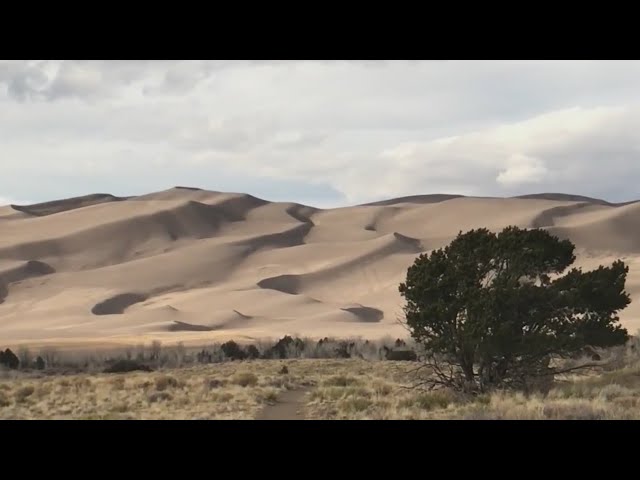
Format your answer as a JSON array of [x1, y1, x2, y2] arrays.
[[1, 355, 640, 419], [231, 372, 259, 387], [0, 361, 307, 419]]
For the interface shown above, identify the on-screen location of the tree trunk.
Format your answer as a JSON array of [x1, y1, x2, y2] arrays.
[[460, 358, 475, 383]]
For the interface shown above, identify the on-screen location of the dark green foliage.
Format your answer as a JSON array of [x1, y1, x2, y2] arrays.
[[334, 341, 354, 359], [383, 346, 417, 361], [104, 359, 153, 373], [0, 348, 19, 369], [399, 226, 631, 393], [196, 350, 213, 363], [35, 356, 45, 370], [264, 336, 305, 359], [221, 341, 247, 361], [245, 345, 260, 359]]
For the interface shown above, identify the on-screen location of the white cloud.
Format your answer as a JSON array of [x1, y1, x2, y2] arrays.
[[45, 62, 106, 101], [0, 196, 29, 206], [496, 154, 548, 186], [332, 105, 640, 203], [1, 61, 640, 206]]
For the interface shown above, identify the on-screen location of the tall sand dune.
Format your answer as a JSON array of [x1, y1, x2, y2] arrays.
[[1, 186, 639, 347], [10, 193, 130, 217]]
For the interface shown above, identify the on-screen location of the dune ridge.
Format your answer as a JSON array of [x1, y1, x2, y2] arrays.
[[1, 186, 639, 347], [10, 193, 131, 217]]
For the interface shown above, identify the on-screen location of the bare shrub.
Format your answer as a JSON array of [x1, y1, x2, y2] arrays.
[[155, 375, 180, 391], [104, 359, 152, 374], [110, 402, 130, 413], [148, 391, 173, 403], [409, 391, 454, 411], [15, 385, 35, 402], [542, 401, 608, 420], [231, 372, 258, 387], [323, 375, 360, 387], [109, 377, 126, 390], [205, 378, 225, 390], [17, 347, 32, 369], [343, 397, 373, 413]]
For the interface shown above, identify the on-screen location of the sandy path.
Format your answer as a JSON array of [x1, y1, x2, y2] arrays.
[[256, 389, 310, 420]]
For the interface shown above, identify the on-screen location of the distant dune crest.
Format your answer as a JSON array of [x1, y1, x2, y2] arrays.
[[10, 194, 130, 217], [1, 186, 639, 346]]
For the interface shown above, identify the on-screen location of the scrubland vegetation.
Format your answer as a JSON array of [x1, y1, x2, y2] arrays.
[[0, 335, 638, 420]]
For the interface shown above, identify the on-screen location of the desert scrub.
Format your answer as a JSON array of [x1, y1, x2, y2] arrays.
[[231, 372, 258, 387], [33, 383, 53, 400], [208, 391, 234, 402], [73, 377, 92, 391], [14, 385, 35, 403], [550, 366, 640, 399], [204, 377, 226, 390], [109, 376, 126, 390], [438, 392, 640, 420], [372, 381, 394, 396], [155, 374, 180, 391], [342, 397, 373, 413], [310, 387, 347, 402], [610, 396, 639, 408], [322, 375, 361, 387], [136, 380, 154, 390], [255, 388, 280, 404], [147, 391, 173, 403], [3, 356, 640, 419], [542, 400, 610, 420], [0, 390, 10, 407], [110, 402, 130, 413], [308, 383, 375, 418], [262, 375, 296, 390], [399, 390, 455, 411], [549, 381, 592, 399], [596, 383, 635, 401]]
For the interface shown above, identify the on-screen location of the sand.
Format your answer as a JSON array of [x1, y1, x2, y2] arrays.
[[1, 187, 639, 348]]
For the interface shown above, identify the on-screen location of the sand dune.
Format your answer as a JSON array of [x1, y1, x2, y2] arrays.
[[1, 186, 639, 347], [10, 193, 130, 217]]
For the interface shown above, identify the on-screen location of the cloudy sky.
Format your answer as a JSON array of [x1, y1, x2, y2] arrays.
[[1, 60, 639, 207]]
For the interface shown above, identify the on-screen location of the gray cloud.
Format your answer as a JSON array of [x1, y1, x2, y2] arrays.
[[1, 61, 640, 207]]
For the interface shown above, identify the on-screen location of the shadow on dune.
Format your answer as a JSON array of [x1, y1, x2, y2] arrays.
[[0, 261, 56, 305], [530, 202, 599, 228], [168, 321, 214, 332], [168, 309, 255, 332], [514, 193, 639, 207], [284, 204, 319, 224], [340, 305, 384, 322], [11, 194, 130, 217], [255, 232, 422, 298], [257, 275, 301, 295], [0, 260, 56, 284], [235, 223, 313, 254], [362, 194, 464, 207], [91, 293, 149, 315]]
